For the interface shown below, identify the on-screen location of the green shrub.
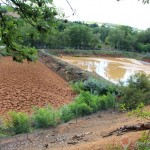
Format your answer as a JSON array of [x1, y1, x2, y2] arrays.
[[32, 106, 60, 128], [5, 111, 30, 134], [127, 73, 150, 91], [69, 91, 115, 117], [83, 77, 116, 95], [75, 91, 99, 112], [71, 81, 84, 93], [98, 93, 115, 109], [129, 103, 150, 119], [121, 88, 145, 109], [70, 102, 93, 117], [97, 44, 102, 49], [97, 98, 107, 110], [120, 73, 150, 109], [137, 43, 150, 52], [136, 132, 150, 150], [0, 118, 10, 138], [60, 105, 74, 123]]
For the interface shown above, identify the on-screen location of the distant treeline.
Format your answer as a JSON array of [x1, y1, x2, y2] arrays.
[[19, 20, 150, 52]]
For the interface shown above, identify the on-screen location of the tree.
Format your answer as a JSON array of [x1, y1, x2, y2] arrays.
[[106, 25, 137, 51], [106, 27, 124, 50], [68, 24, 93, 49], [0, 0, 58, 62], [99, 25, 110, 43]]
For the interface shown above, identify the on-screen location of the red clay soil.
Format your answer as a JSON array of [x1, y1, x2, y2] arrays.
[[0, 57, 74, 115], [143, 58, 150, 63]]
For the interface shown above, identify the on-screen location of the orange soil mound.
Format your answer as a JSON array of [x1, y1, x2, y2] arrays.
[[0, 57, 74, 115]]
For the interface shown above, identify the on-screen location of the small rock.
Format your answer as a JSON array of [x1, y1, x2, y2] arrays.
[[68, 141, 78, 145], [50, 141, 56, 143], [44, 144, 48, 148], [69, 122, 74, 125], [83, 139, 88, 142], [85, 117, 90, 120], [84, 132, 92, 135]]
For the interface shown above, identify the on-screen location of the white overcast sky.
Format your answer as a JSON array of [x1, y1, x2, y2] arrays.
[[54, 0, 150, 30]]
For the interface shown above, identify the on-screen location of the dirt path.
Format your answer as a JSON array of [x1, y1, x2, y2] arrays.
[[0, 57, 74, 115], [1, 108, 149, 150]]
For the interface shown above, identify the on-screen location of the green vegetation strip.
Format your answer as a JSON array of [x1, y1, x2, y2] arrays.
[[0, 73, 150, 138]]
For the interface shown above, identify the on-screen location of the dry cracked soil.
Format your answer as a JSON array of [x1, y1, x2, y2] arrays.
[[0, 57, 74, 115]]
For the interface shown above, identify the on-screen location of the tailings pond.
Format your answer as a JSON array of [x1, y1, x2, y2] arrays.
[[62, 56, 150, 84]]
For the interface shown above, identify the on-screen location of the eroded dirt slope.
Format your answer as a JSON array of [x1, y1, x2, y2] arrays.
[[0, 57, 74, 115]]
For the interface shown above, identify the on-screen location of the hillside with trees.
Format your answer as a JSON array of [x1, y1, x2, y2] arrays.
[[16, 19, 150, 54]]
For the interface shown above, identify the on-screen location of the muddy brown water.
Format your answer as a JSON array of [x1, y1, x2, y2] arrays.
[[62, 56, 150, 84]]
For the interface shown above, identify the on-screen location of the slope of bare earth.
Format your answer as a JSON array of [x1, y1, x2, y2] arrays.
[[0, 57, 149, 150], [0, 107, 150, 150], [0, 57, 74, 115]]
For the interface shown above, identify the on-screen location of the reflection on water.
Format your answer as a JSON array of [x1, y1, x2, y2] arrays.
[[62, 56, 150, 84]]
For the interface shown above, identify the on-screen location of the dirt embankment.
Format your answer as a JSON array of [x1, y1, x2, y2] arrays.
[[42, 49, 150, 64], [39, 51, 109, 82], [0, 57, 75, 115], [143, 58, 150, 63]]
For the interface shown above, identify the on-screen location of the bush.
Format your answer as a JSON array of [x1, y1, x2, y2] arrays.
[[69, 102, 93, 117], [136, 132, 150, 150], [137, 43, 150, 52], [71, 81, 84, 94], [60, 105, 74, 123], [4, 111, 30, 134], [69, 91, 115, 117], [83, 77, 116, 95], [98, 93, 115, 110], [120, 73, 150, 109], [75, 91, 99, 112], [97, 97, 107, 110], [67, 91, 99, 117], [127, 73, 150, 91], [129, 103, 150, 118], [97, 44, 102, 49], [32, 106, 60, 128]]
